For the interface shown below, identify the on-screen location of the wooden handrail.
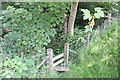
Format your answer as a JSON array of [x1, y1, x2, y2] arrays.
[[53, 58, 64, 67], [69, 49, 78, 55], [53, 53, 64, 62]]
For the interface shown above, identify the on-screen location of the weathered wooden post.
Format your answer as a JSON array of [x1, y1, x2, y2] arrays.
[[108, 13, 112, 24], [47, 48, 53, 75], [64, 43, 69, 64]]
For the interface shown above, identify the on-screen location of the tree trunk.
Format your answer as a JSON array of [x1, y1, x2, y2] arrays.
[[68, 2, 78, 36], [61, 2, 68, 35], [64, 14, 67, 34]]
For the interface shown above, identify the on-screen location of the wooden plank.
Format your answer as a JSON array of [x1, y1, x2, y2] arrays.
[[37, 59, 47, 69], [55, 67, 69, 71], [53, 53, 64, 61], [37, 56, 49, 69], [64, 43, 69, 64], [69, 49, 78, 55], [53, 58, 64, 67]]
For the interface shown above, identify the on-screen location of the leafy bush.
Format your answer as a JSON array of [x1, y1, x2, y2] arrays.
[[1, 2, 71, 56], [0, 2, 70, 78], [1, 4, 56, 57], [0, 55, 37, 78]]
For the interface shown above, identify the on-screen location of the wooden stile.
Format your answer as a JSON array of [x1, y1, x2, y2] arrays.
[[47, 43, 70, 73]]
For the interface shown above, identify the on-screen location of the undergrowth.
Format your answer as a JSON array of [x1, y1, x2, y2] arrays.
[[56, 21, 118, 78]]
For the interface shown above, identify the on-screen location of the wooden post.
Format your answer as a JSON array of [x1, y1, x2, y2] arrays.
[[47, 48, 53, 75], [64, 43, 69, 64], [87, 31, 90, 50], [108, 13, 112, 24]]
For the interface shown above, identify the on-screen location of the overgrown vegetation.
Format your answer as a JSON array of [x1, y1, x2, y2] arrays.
[[0, 2, 119, 78], [58, 21, 118, 78]]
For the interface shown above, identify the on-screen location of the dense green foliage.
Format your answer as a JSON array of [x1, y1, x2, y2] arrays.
[[0, 2, 70, 78], [0, 2, 119, 78], [1, 2, 70, 57]]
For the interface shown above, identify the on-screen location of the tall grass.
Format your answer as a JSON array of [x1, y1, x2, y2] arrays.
[[57, 21, 118, 78]]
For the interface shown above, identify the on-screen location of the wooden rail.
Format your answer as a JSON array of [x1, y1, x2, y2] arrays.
[[53, 58, 64, 67], [53, 53, 64, 61], [37, 56, 49, 69], [69, 49, 78, 55], [37, 59, 47, 69]]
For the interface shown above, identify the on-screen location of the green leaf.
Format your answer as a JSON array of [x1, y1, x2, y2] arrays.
[[0, 16, 3, 20], [94, 13, 100, 18], [94, 11, 104, 19], [15, 56, 19, 59], [6, 74, 11, 78], [81, 9, 90, 15], [81, 9, 92, 20], [7, 5, 13, 9], [14, 60, 17, 64], [89, 16, 92, 21], [15, 65, 19, 69], [1, 70, 10, 76], [24, 66, 28, 70], [38, 50, 41, 53], [9, 72, 14, 75], [22, 41, 28, 45], [18, 69, 22, 73], [98, 11, 104, 17], [85, 25, 92, 32], [17, 62, 22, 65], [94, 7, 103, 12], [16, 74, 21, 78], [15, 3, 20, 5], [10, 61, 13, 65], [4, 61, 9, 66]]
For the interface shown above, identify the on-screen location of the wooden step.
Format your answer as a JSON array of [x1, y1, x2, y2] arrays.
[[55, 67, 69, 71]]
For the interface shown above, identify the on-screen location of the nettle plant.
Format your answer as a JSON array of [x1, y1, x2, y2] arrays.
[[81, 7, 104, 32]]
